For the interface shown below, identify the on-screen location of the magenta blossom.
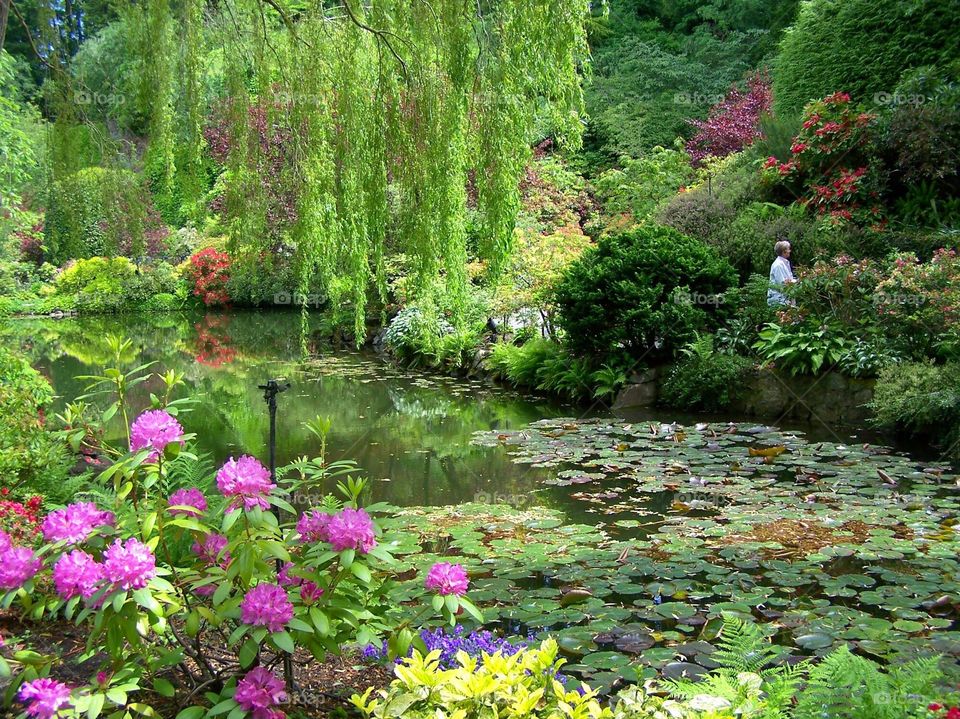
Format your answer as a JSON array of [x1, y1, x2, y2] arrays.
[[168, 488, 207, 517], [17, 677, 72, 719], [300, 581, 324, 604], [103, 538, 156, 590], [326, 508, 376, 553], [129, 409, 185, 461], [0, 529, 10, 553], [216, 455, 275, 511], [277, 562, 301, 587], [235, 667, 287, 717], [192, 533, 231, 568], [424, 562, 469, 596], [296, 510, 331, 543], [53, 550, 104, 600], [41, 502, 114, 545], [240, 583, 294, 633], [0, 546, 42, 590]]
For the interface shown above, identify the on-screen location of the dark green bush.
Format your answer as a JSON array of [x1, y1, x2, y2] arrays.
[[553, 225, 737, 362], [870, 361, 960, 460], [657, 191, 736, 248], [773, 0, 960, 117], [659, 338, 754, 412]]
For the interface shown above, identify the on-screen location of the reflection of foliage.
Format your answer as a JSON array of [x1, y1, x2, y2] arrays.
[[193, 314, 237, 367]]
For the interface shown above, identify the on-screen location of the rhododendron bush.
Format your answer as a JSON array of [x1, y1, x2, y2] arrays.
[[761, 92, 885, 228], [0, 406, 479, 719]]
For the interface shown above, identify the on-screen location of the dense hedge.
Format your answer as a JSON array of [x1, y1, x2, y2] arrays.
[[553, 225, 737, 362], [773, 0, 960, 117]]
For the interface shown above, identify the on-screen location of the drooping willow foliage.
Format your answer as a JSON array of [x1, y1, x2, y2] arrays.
[[47, 0, 594, 338]]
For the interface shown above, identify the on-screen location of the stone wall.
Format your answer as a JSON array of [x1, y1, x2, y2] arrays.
[[614, 365, 875, 426]]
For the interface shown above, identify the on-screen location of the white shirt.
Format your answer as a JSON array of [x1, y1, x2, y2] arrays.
[[767, 255, 794, 306]]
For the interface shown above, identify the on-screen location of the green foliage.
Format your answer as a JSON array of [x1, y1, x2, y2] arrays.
[[870, 362, 960, 460], [793, 645, 942, 719], [660, 334, 754, 411], [383, 306, 456, 364], [553, 225, 737, 362], [592, 147, 694, 224], [45, 167, 162, 264], [753, 320, 852, 376], [0, 346, 76, 503], [52, 257, 184, 314], [773, 0, 960, 117], [351, 638, 609, 719], [0, 50, 46, 225]]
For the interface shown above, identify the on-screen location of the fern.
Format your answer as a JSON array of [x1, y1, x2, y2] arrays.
[[711, 615, 778, 674]]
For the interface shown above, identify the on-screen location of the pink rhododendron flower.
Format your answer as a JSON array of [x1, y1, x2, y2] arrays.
[[277, 562, 301, 587], [216, 455, 275, 510], [0, 529, 10, 553], [102, 538, 156, 590], [240, 583, 293, 633], [192, 533, 231, 568], [168, 488, 207, 517], [235, 667, 287, 718], [41, 502, 114, 545], [53, 550, 104, 600], [129, 409, 185, 461], [296, 510, 331, 543], [0, 546, 42, 589], [326, 508, 376, 553], [300, 581, 324, 604], [424, 562, 469, 596], [17, 677, 72, 719]]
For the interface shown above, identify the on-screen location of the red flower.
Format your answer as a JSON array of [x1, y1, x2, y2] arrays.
[[790, 142, 808, 154]]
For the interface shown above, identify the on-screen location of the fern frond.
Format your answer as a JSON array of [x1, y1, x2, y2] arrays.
[[712, 615, 777, 674]]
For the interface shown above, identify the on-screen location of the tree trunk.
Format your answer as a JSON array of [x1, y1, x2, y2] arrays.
[[0, 0, 11, 54]]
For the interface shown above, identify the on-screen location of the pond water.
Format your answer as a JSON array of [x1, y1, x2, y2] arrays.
[[2, 311, 573, 508]]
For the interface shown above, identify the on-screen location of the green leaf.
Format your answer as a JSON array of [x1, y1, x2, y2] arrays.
[[87, 693, 105, 719], [271, 631, 295, 654], [350, 562, 372, 583], [153, 679, 175, 698], [175, 707, 206, 719]]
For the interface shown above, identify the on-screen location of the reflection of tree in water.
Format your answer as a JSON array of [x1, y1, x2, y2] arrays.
[[193, 315, 237, 367], [386, 386, 454, 420]]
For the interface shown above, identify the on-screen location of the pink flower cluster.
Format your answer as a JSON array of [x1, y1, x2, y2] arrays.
[[235, 667, 287, 719], [41, 502, 114, 545], [277, 562, 324, 605], [192, 533, 231, 568], [102, 538, 157, 590], [217, 455, 276, 510], [53, 550, 104, 600], [327, 508, 376, 553], [424, 562, 469, 596], [18, 678, 72, 719], [168, 488, 207, 517], [0, 545, 41, 590], [296, 510, 332, 543], [129, 409, 185, 461], [240, 583, 294, 633]]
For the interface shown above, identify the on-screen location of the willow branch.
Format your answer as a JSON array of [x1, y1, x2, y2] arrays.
[[340, 0, 409, 80], [11, 1, 53, 70]]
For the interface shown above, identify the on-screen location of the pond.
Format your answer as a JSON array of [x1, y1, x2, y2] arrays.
[[2, 310, 573, 509]]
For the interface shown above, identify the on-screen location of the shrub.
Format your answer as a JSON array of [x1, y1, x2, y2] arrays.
[[351, 639, 607, 719], [772, 0, 960, 117], [186, 247, 232, 306], [657, 190, 736, 249], [553, 225, 737, 362], [592, 147, 694, 222], [870, 361, 960, 460], [761, 92, 885, 227], [660, 334, 754, 411], [383, 306, 455, 362], [685, 71, 772, 166], [754, 319, 854, 376], [45, 167, 169, 264]]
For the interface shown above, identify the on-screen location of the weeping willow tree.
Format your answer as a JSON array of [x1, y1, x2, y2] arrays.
[[200, 0, 593, 340]]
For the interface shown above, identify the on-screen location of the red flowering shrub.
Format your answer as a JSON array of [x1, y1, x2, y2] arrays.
[[686, 71, 772, 167], [761, 92, 885, 227], [15, 217, 45, 265], [186, 248, 232, 306], [0, 489, 43, 545]]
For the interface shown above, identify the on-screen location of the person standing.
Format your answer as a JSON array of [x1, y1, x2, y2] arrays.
[[767, 240, 795, 306]]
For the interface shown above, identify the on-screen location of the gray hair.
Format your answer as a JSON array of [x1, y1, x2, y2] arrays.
[[774, 240, 791, 257]]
